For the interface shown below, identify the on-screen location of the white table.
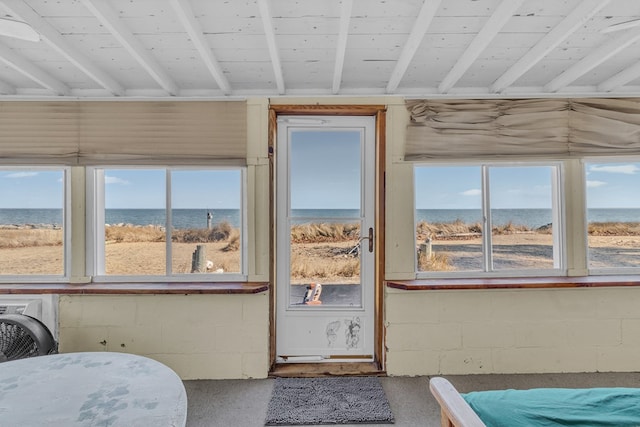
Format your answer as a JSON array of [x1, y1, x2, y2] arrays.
[[0, 351, 187, 427]]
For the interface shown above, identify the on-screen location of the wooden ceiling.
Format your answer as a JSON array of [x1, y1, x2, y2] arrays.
[[0, 0, 639, 99]]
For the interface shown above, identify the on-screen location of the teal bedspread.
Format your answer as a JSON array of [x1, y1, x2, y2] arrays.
[[462, 387, 640, 427]]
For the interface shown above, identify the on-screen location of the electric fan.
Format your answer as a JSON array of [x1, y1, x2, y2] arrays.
[[0, 314, 57, 362]]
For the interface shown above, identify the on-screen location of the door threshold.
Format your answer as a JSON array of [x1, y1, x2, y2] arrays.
[[269, 361, 385, 378]]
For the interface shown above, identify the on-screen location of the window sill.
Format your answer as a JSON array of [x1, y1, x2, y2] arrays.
[[0, 282, 269, 295], [386, 276, 640, 291]]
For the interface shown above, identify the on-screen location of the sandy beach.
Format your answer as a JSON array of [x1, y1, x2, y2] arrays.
[[429, 234, 640, 271], [1, 224, 639, 277]]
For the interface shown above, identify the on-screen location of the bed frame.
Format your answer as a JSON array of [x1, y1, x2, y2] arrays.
[[430, 376, 640, 427], [429, 377, 487, 427]]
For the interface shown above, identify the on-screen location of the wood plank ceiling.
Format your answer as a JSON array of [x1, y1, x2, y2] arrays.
[[0, 0, 639, 99]]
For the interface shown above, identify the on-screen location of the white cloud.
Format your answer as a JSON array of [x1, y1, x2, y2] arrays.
[[461, 189, 481, 196], [105, 176, 129, 185], [590, 164, 639, 175], [4, 172, 38, 178], [587, 180, 606, 188]]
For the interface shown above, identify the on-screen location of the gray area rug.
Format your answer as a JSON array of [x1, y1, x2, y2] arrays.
[[265, 376, 394, 425]]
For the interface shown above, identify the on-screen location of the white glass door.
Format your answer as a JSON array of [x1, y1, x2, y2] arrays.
[[276, 115, 375, 362]]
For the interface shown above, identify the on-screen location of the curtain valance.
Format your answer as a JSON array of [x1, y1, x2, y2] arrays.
[[405, 98, 640, 160], [0, 101, 247, 165]]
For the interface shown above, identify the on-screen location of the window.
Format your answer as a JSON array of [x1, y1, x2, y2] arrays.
[[414, 163, 563, 276], [90, 167, 245, 281], [0, 167, 68, 278], [585, 160, 640, 272]]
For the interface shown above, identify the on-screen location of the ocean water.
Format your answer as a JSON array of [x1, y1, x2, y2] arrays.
[[0, 208, 241, 229], [1, 208, 640, 230]]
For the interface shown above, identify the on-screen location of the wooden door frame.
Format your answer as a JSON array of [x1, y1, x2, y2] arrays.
[[267, 104, 387, 376]]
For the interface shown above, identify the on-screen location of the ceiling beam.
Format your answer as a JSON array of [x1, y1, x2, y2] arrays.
[[545, 26, 640, 92], [168, 0, 231, 95], [81, 0, 179, 96], [0, 43, 70, 95], [491, 0, 612, 93], [438, 0, 524, 94], [1, 0, 125, 96], [332, 0, 352, 94], [598, 60, 640, 92], [386, 0, 442, 93], [257, 0, 285, 95]]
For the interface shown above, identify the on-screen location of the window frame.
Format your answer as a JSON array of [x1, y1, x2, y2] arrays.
[[0, 165, 71, 283], [87, 166, 248, 283], [413, 160, 566, 279]]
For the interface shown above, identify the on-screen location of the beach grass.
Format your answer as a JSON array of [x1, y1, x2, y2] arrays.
[[418, 251, 453, 271], [290, 222, 360, 243], [4, 220, 640, 250], [588, 222, 640, 236], [104, 222, 236, 244], [2, 221, 640, 277], [416, 219, 547, 241], [0, 228, 63, 248]]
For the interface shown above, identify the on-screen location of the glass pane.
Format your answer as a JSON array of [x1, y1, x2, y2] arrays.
[[289, 220, 362, 307], [0, 169, 64, 275], [489, 166, 555, 270], [586, 162, 640, 269], [415, 166, 483, 272], [104, 169, 166, 275], [171, 170, 241, 274], [290, 131, 361, 216], [289, 130, 362, 307]]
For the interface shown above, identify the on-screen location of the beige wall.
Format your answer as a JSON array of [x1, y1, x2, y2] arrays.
[[382, 99, 640, 376], [385, 286, 640, 375], [50, 97, 640, 379], [57, 98, 272, 381], [58, 293, 270, 380]]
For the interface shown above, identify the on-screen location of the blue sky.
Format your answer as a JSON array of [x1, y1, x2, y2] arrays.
[[415, 162, 640, 210], [2, 161, 640, 209], [0, 169, 241, 209], [103, 169, 242, 209], [0, 170, 64, 209], [585, 162, 640, 208], [414, 165, 555, 209], [290, 130, 361, 210]]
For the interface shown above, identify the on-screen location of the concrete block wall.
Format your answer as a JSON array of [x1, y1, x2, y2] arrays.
[[385, 287, 640, 376], [58, 293, 270, 380]]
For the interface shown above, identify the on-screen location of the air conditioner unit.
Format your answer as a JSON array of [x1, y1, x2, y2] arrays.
[[0, 295, 57, 338], [0, 299, 42, 318], [0, 296, 58, 362]]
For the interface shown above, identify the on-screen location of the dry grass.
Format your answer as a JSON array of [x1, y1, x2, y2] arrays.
[[4, 221, 640, 279], [418, 220, 640, 240], [290, 243, 360, 283], [493, 221, 532, 234], [290, 222, 360, 243], [417, 220, 483, 242], [588, 222, 640, 236], [172, 221, 234, 243], [416, 219, 537, 242], [104, 222, 236, 245], [415, 220, 640, 272], [222, 229, 240, 252], [418, 251, 453, 272], [105, 225, 164, 243], [289, 223, 361, 282], [0, 228, 62, 248]]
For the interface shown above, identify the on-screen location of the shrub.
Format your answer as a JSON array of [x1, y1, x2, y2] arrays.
[[172, 221, 234, 243]]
